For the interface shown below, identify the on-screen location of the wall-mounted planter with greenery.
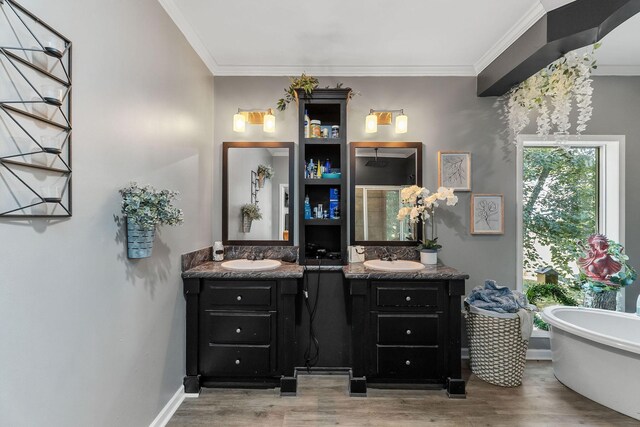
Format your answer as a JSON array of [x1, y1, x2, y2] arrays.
[[119, 183, 183, 259], [241, 203, 261, 233]]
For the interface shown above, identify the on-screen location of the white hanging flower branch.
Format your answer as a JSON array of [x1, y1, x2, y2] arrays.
[[506, 43, 600, 142]]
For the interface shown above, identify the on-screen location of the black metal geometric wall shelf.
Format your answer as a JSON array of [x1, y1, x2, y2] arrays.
[[0, 0, 72, 217]]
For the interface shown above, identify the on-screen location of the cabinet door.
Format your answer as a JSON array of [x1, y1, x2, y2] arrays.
[[204, 312, 275, 345], [375, 314, 440, 346], [376, 346, 440, 379], [199, 344, 274, 377], [373, 282, 444, 311], [201, 280, 275, 310]]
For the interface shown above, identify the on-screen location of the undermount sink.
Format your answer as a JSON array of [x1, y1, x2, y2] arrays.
[[221, 259, 282, 271], [363, 259, 425, 272]]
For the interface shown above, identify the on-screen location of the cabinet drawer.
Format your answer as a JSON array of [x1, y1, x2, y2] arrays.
[[374, 282, 443, 309], [202, 281, 275, 309], [376, 346, 438, 379], [376, 314, 439, 345], [204, 312, 274, 345], [199, 344, 273, 377]]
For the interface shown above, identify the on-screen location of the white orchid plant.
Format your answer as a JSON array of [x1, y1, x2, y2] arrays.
[[506, 44, 599, 143], [397, 185, 458, 250]]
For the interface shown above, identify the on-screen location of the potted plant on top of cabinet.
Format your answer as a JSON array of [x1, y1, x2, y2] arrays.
[[119, 183, 184, 259], [397, 185, 458, 265]]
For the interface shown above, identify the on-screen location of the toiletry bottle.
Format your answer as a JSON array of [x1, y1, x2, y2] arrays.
[[637, 293, 640, 316], [324, 159, 331, 174], [304, 195, 312, 219], [213, 241, 224, 261], [304, 110, 310, 138], [304, 161, 308, 179], [308, 159, 315, 179]]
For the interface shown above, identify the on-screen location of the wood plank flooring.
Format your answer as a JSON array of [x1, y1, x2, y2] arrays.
[[168, 362, 638, 426]]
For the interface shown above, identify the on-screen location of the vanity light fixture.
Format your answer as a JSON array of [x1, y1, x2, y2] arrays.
[[263, 109, 276, 133], [232, 108, 276, 133], [365, 109, 408, 134]]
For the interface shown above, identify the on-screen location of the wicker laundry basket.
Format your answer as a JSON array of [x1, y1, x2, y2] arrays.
[[465, 305, 530, 387]]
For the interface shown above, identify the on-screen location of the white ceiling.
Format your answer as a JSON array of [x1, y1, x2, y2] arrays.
[[160, 0, 639, 77]]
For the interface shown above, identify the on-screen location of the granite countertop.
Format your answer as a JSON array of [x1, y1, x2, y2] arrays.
[[342, 262, 469, 280], [182, 261, 304, 279]]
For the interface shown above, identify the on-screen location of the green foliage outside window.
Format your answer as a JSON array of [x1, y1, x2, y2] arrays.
[[522, 147, 598, 280]]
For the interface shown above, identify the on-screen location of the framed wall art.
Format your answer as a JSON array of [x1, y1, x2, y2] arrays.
[[470, 194, 504, 234], [438, 151, 471, 191]]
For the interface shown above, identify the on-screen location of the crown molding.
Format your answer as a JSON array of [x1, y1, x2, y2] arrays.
[[473, 2, 546, 74], [211, 64, 477, 77], [158, 0, 220, 75]]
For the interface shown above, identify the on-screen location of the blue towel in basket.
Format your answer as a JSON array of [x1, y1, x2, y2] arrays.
[[465, 280, 529, 313]]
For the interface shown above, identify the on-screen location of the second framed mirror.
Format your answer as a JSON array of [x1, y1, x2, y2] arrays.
[[349, 142, 423, 246]]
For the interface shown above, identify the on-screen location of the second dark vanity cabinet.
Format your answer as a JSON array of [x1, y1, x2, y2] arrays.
[[183, 277, 299, 394], [347, 277, 466, 397]]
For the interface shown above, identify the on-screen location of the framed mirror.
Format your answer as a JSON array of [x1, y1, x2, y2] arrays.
[[349, 142, 423, 245], [223, 141, 294, 245]]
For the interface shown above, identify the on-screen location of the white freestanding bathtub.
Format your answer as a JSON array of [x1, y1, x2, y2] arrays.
[[541, 306, 640, 421]]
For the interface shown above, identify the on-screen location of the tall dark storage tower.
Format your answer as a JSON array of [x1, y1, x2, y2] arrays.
[[297, 89, 349, 265]]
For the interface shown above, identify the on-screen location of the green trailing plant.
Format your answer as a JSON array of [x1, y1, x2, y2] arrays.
[[119, 183, 184, 230], [277, 73, 319, 111], [257, 164, 274, 179], [277, 74, 357, 111], [241, 203, 262, 221], [526, 282, 579, 331]]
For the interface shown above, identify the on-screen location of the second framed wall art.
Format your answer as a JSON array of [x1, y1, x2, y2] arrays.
[[470, 194, 504, 235]]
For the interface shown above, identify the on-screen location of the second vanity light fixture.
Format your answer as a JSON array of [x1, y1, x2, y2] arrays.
[[233, 108, 276, 133], [365, 109, 408, 134]]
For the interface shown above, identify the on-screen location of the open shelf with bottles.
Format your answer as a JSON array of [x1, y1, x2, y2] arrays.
[[297, 89, 350, 265]]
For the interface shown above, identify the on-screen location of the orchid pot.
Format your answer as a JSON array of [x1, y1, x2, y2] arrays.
[[420, 249, 438, 265]]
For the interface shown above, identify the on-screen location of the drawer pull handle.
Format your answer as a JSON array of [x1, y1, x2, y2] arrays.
[[406, 329, 412, 335], [405, 360, 411, 366], [235, 359, 241, 365], [236, 328, 242, 334], [405, 296, 411, 302], [236, 295, 242, 301]]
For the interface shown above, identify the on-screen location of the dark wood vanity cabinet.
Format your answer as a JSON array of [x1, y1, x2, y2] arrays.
[[183, 278, 299, 394], [348, 278, 466, 397]]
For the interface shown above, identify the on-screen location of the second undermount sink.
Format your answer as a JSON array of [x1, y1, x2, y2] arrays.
[[221, 259, 282, 271], [363, 259, 425, 272]]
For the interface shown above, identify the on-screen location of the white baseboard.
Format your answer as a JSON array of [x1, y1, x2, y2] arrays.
[[149, 386, 186, 427], [461, 347, 552, 361]]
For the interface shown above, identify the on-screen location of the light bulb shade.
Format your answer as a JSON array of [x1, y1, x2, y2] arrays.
[[365, 113, 378, 133], [263, 112, 276, 133], [395, 114, 408, 133], [233, 113, 246, 132]]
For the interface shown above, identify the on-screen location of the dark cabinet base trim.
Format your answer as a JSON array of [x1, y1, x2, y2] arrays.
[[349, 372, 367, 397], [183, 375, 201, 394], [446, 377, 466, 398]]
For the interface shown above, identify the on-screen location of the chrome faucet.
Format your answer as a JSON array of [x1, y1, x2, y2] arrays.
[[378, 247, 398, 262], [247, 249, 264, 261]]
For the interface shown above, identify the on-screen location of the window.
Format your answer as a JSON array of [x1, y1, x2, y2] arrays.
[[516, 136, 625, 329]]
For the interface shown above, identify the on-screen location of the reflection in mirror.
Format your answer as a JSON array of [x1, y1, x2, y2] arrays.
[[351, 143, 422, 244], [224, 142, 293, 244]]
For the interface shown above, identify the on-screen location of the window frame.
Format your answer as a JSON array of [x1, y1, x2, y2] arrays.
[[516, 135, 625, 334]]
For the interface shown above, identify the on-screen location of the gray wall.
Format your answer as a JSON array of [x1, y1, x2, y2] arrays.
[[214, 76, 640, 311], [0, 1, 213, 426]]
